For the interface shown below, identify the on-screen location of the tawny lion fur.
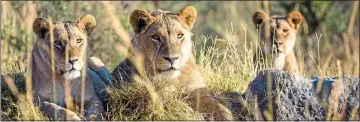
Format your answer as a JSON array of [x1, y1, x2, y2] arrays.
[[252, 10, 303, 72], [31, 14, 105, 120], [112, 6, 233, 120]]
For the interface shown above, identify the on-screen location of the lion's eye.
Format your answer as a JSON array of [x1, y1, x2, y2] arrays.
[[151, 35, 161, 44], [177, 34, 184, 39], [54, 40, 62, 45], [76, 39, 83, 44], [152, 35, 160, 41], [283, 29, 289, 33]]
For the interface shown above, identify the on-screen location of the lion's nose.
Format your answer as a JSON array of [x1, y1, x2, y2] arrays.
[[163, 56, 179, 64], [69, 58, 79, 64]]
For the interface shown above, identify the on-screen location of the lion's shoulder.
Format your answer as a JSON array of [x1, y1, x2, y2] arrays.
[[112, 59, 138, 84]]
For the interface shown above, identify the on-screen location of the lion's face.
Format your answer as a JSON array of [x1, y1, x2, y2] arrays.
[[252, 11, 302, 54], [51, 22, 87, 79], [144, 20, 192, 75], [33, 15, 96, 80], [269, 17, 298, 54], [129, 6, 197, 78]]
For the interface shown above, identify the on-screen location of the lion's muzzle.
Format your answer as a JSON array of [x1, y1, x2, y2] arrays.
[[158, 56, 181, 71], [60, 59, 83, 80]]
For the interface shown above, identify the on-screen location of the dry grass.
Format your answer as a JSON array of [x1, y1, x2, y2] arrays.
[[1, 1, 359, 121]]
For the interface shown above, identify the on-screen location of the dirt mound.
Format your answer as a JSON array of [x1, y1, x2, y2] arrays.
[[231, 69, 359, 120]]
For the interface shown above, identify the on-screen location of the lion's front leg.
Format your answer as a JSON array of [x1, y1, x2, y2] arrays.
[[188, 88, 234, 120], [40, 102, 83, 120], [84, 95, 105, 120]]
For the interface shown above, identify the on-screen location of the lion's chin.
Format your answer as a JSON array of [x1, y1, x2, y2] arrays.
[[62, 70, 81, 80], [272, 53, 286, 70], [154, 69, 181, 80]]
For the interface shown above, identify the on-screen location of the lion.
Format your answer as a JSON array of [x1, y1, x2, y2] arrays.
[[112, 6, 233, 120], [31, 14, 111, 120], [252, 10, 303, 72]]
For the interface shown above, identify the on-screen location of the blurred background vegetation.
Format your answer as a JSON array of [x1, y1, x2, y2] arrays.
[[1, 1, 359, 120], [1, 1, 358, 77]]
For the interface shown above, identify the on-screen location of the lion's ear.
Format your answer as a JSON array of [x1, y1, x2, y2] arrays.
[[286, 11, 303, 30], [77, 14, 97, 35], [33, 18, 51, 39], [130, 9, 153, 33], [177, 6, 197, 30], [252, 11, 269, 26]]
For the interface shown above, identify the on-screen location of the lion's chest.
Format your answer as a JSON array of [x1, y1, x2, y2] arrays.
[[35, 77, 93, 107], [151, 70, 206, 94]]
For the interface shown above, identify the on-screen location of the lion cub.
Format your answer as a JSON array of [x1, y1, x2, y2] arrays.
[[112, 6, 233, 120], [31, 14, 110, 120], [252, 10, 303, 72]]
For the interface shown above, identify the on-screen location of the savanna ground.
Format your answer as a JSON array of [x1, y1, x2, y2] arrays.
[[1, 1, 359, 120]]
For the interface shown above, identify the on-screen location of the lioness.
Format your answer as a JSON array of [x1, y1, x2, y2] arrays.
[[252, 10, 303, 72], [112, 6, 233, 120], [32, 14, 110, 120]]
